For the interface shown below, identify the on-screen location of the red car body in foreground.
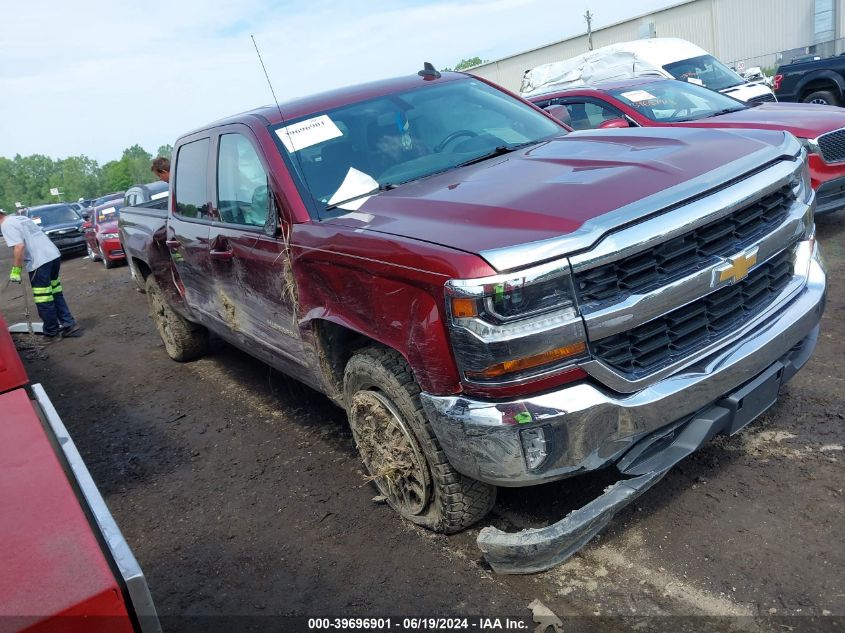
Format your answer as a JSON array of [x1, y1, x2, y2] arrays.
[[0, 316, 159, 632], [529, 77, 845, 215], [84, 200, 126, 268], [120, 70, 825, 573]]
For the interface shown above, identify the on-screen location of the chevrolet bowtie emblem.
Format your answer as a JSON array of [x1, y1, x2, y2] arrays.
[[714, 247, 758, 286]]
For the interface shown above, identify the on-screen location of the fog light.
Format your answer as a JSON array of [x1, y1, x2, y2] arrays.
[[520, 426, 550, 471]]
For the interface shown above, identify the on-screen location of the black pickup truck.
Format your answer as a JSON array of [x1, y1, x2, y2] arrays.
[[774, 54, 845, 106]]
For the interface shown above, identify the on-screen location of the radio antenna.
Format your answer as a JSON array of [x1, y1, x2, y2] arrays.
[[251, 34, 321, 218], [251, 34, 285, 122]]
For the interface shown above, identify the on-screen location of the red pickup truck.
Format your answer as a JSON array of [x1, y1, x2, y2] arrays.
[[120, 68, 826, 573]]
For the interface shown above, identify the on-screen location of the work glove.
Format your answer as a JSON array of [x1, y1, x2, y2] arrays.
[[9, 266, 21, 284]]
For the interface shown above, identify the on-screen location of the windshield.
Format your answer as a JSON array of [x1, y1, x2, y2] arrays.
[[610, 80, 747, 123], [28, 206, 79, 226], [96, 203, 123, 224], [271, 78, 564, 214], [662, 54, 745, 91]]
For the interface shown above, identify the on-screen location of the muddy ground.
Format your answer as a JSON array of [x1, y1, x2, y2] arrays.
[[1, 214, 843, 631]]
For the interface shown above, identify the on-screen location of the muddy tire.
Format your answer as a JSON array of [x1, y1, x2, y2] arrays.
[[344, 346, 496, 533], [802, 90, 838, 106], [102, 247, 116, 269], [145, 275, 208, 362]]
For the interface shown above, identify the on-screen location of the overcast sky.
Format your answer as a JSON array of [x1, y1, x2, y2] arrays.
[[0, 0, 676, 163]]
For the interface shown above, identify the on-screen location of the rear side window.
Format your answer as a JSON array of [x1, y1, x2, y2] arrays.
[[175, 138, 210, 219]]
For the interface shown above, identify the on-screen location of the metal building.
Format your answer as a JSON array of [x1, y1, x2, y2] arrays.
[[469, 0, 844, 92]]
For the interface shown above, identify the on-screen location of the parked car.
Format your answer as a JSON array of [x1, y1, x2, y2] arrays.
[[120, 69, 824, 574], [124, 180, 168, 208], [773, 53, 845, 105], [25, 203, 86, 254], [529, 77, 845, 215], [84, 200, 125, 268], [521, 37, 776, 103]]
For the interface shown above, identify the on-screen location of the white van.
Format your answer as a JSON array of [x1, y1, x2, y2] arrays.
[[520, 38, 776, 103]]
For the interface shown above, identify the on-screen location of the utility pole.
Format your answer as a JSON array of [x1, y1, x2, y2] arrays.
[[585, 9, 594, 51]]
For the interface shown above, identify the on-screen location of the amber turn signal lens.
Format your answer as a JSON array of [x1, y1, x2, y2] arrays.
[[465, 341, 587, 380], [451, 297, 478, 318]]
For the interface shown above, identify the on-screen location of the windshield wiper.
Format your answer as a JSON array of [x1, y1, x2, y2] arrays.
[[323, 183, 396, 211], [456, 141, 537, 168], [711, 107, 747, 116]]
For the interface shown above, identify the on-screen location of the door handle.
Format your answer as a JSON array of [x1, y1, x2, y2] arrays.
[[165, 239, 182, 248], [209, 248, 234, 261]]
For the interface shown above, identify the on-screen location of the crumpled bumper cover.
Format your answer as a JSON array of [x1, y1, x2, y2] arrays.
[[422, 245, 826, 574]]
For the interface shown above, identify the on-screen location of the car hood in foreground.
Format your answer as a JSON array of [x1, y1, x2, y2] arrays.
[[681, 102, 845, 139], [326, 127, 797, 271]]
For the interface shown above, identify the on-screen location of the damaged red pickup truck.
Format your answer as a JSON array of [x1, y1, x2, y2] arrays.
[[120, 68, 826, 574]]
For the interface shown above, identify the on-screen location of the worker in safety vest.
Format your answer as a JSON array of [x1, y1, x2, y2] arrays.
[[0, 210, 81, 339]]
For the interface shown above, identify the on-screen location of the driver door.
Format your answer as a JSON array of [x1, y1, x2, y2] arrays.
[[207, 126, 304, 369]]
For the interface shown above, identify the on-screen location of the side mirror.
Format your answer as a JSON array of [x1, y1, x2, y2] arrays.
[[598, 118, 630, 130]]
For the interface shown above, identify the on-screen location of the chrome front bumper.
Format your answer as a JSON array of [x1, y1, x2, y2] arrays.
[[420, 242, 826, 487]]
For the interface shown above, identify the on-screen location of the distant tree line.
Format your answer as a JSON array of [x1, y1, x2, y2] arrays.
[[0, 143, 173, 211]]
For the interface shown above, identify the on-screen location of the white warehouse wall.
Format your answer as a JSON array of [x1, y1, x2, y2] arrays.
[[468, 0, 843, 92]]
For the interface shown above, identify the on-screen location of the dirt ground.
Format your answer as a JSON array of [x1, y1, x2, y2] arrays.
[[1, 213, 843, 630]]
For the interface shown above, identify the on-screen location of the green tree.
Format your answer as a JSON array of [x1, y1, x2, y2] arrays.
[[443, 56, 486, 72], [121, 144, 153, 186], [156, 144, 173, 159], [101, 159, 132, 192]]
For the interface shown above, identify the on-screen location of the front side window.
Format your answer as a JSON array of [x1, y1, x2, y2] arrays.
[[217, 134, 269, 227], [270, 78, 565, 217], [610, 80, 746, 123], [175, 138, 210, 219], [662, 54, 745, 91], [562, 100, 625, 130]]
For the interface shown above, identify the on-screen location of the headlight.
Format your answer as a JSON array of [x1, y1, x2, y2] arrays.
[[790, 150, 813, 205], [448, 261, 576, 325], [101, 232, 120, 239], [446, 260, 587, 386]]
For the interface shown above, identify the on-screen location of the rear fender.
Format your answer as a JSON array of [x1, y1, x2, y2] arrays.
[[797, 70, 845, 98]]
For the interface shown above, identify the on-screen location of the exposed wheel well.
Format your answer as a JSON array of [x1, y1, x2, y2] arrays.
[[312, 320, 376, 401], [133, 258, 151, 280], [800, 79, 840, 99]]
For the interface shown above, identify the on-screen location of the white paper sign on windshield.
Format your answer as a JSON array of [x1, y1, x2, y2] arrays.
[[686, 77, 704, 86], [276, 115, 343, 153], [327, 168, 379, 211], [101, 207, 117, 215], [620, 90, 658, 103]]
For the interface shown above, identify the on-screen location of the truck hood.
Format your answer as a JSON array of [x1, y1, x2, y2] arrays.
[[326, 127, 797, 271], [678, 102, 845, 139]]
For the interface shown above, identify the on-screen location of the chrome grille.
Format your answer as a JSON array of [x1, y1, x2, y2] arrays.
[[592, 248, 795, 376], [574, 185, 794, 306], [817, 128, 845, 163], [746, 93, 776, 104]]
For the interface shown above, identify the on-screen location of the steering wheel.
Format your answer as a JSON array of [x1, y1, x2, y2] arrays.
[[434, 130, 478, 153]]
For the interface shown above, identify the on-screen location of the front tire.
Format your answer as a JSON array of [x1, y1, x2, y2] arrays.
[[803, 90, 838, 106], [102, 247, 116, 269], [344, 346, 496, 533], [145, 275, 208, 361]]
